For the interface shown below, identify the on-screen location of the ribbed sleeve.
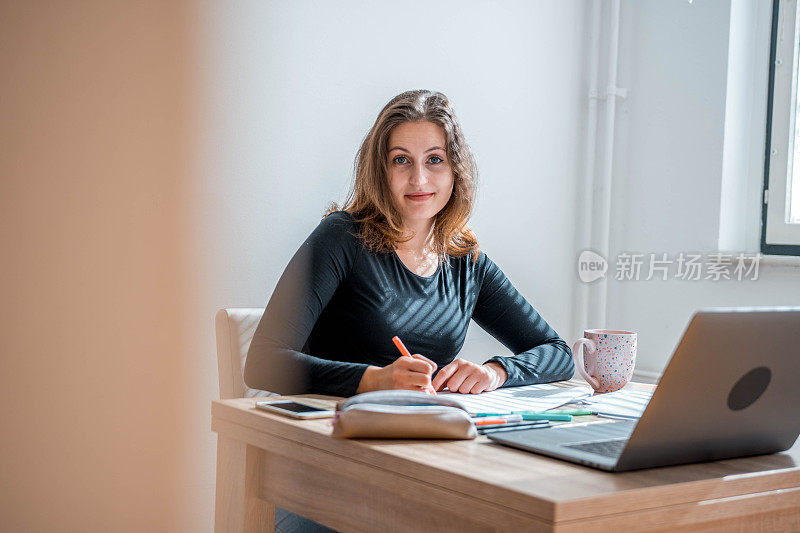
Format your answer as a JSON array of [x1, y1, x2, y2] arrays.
[[472, 254, 575, 387], [243, 212, 369, 396]]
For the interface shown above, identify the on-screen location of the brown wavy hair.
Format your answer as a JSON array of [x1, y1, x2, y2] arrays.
[[326, 90, 480, 263]]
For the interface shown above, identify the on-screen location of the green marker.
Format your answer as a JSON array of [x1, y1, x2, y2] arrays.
[[473, 413, 574, 421], [521, 413, 572, 421], [474, 409, 594, 418], [513, 409, 595, 416]]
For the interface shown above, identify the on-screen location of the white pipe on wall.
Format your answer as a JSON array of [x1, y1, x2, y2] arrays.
[[574, 0, 626, 336], [573, 0, 602, 341], [593, 0, 625, 329]]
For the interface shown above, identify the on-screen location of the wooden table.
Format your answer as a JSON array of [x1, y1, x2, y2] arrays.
[[212, 383, 800, 532]]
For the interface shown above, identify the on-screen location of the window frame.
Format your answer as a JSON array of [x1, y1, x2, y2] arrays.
[[762, 0, 800, 256]]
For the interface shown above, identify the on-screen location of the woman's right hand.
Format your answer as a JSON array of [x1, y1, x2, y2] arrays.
[[357, 354, 438, 394]]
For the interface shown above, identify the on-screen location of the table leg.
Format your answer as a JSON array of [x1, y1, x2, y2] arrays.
[[215, 435, 275, 532]]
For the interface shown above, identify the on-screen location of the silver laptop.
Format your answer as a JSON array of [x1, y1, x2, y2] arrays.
[[488, 307, 800, 471]]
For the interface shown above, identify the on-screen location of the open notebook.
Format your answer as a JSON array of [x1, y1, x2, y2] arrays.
[[439, 382, 593, 415]]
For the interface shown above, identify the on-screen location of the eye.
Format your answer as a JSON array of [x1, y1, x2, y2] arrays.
[[428, 155, 444, 164], [393, 155, 409, 164]]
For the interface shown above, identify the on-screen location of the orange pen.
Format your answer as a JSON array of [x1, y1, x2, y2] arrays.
[[391, 335, 436, 395], [391, 335, 413, 358], [474, 418, 509, 426], [474, 416, 524, 426]]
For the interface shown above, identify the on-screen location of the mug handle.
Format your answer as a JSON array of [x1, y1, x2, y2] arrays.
[[572, 338, 600, 389]]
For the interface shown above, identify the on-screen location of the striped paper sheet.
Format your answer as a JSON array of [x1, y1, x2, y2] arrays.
[[579, 388, 655, 419]]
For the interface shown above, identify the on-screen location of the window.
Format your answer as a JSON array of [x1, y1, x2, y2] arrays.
[[763, 0, 800, 255]]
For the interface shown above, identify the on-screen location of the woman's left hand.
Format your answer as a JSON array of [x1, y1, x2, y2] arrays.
[[431, 360, 508, 394]]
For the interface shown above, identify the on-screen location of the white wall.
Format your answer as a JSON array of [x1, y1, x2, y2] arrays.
[[606, 0, 800, 377], [189, 2, 587, 523], [188, 1, 587, 528], [191, 0, 588, 366]]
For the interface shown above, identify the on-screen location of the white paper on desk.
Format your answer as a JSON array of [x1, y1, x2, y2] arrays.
[[579, 388, 655, 419], [439, 383, 593, 415]]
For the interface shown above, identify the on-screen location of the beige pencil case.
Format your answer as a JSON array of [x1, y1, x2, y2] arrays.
[[331, 390, 476, 440]]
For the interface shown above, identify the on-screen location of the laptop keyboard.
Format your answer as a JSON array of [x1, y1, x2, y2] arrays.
[[564, 438, 627, 458]]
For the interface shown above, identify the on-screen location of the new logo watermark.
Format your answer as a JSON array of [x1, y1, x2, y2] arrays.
[[578, 250, 608, 283], [577, 250, 762, 283]]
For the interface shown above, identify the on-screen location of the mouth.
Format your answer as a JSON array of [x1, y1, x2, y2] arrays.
[[405, 192, 434, 202]]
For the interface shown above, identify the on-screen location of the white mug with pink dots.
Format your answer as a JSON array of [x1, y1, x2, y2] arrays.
[[572, 329, 637, 393]]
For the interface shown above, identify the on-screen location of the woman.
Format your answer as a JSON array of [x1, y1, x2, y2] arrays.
[[244, 90, 574, 398]]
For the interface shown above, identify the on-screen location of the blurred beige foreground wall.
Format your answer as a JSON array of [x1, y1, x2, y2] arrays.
[[0, 1, 207, 530]]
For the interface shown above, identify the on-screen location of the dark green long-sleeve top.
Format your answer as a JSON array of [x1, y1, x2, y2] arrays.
[[244, 211, 574, 397]]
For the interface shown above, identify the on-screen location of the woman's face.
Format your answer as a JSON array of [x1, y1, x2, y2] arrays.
[[386, 121, 454, 229]]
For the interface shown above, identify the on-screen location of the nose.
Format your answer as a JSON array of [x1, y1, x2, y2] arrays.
[[409, 161, 429, 186]]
